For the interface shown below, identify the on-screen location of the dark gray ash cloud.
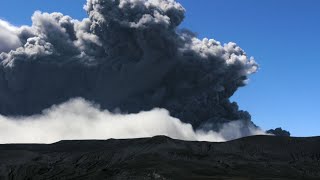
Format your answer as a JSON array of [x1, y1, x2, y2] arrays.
[[267, 128, 290, 137], [0, 0, 258, 131]]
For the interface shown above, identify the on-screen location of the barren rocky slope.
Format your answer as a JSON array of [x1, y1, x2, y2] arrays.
[[0, 135, 319, 179]]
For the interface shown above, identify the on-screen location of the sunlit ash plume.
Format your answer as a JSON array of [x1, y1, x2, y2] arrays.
[[0, 0, 263, 143]]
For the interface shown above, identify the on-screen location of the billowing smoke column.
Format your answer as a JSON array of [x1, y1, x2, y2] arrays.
[[0, 0, 258, 131]]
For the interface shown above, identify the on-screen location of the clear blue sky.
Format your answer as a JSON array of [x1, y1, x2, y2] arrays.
[[1, 0, 319, 137]]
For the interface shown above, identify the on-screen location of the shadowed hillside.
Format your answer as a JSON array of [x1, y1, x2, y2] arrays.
[[0, 136, 320, 179]]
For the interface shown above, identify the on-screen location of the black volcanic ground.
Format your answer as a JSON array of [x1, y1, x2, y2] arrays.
[[0, 136, 319, 180]]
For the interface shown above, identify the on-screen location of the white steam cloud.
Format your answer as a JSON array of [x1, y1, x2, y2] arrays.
[[0, 98, 265, 144], [0, 19, 21, 53]]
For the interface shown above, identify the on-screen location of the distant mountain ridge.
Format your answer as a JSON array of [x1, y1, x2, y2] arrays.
[[0, 135, 319, 179]]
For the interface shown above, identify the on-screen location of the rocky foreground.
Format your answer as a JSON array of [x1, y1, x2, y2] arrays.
[[0, 136, 319, 180]]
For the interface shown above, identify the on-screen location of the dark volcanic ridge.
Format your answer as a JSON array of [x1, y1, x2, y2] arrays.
[[0, 135, 319, 179]]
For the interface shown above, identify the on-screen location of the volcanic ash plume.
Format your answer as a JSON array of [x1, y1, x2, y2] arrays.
[[0, 0, 258, 132]]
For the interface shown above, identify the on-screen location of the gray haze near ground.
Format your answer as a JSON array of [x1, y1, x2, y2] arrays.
[[0, 0, 258, 134]]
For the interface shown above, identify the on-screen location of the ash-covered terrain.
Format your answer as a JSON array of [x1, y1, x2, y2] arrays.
[[0, 135, 319, 180]]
